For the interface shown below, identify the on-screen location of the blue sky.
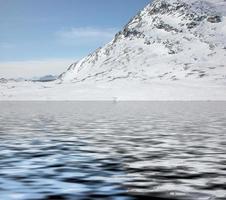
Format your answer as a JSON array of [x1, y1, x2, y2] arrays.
[[0, 0, 150, 78]]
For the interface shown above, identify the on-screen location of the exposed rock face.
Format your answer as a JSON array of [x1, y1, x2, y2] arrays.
[[0, 78, 8, 84], [207, 15, 222, 23], [59, 0, 226, 85]]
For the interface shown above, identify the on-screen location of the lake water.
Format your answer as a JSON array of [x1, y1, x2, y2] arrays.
[[0, 102, 226, 200]]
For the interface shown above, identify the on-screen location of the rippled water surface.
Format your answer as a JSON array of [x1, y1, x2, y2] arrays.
[[0, 102, 226, 200]]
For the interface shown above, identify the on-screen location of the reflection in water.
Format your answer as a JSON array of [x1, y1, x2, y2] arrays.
[[0, 102, 226, 200]]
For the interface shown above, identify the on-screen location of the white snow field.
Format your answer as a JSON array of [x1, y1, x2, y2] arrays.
[[1, 0, 226, 100]]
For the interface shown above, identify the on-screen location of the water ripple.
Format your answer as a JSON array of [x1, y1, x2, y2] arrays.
[[0, 102, 226, 200]]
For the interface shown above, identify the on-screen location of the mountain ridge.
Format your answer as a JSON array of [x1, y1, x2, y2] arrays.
[[58, 0, 226, 85]]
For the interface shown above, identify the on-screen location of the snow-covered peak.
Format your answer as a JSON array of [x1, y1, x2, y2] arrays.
[[59, 0, 226, 85], [149, 0, 226, 15]]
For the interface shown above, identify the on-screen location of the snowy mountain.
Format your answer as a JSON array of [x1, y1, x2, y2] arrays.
[[59, 0, 226, 85], [1, 0, 226, 100]]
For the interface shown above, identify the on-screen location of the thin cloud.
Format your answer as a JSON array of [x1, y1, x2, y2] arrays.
[[59, 27, 117, 38], [56, 27, 118, 46]]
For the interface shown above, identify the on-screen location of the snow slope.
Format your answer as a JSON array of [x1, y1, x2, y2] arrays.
[[1, 0, 226, 100], [59, 0, 226, 84]]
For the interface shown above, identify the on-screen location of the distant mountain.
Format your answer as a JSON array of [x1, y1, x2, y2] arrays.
[[0, 77, 25, 83], [32, 75, 57, 82], [59, 0, 226, 84], [0, 75, 57, 83]]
